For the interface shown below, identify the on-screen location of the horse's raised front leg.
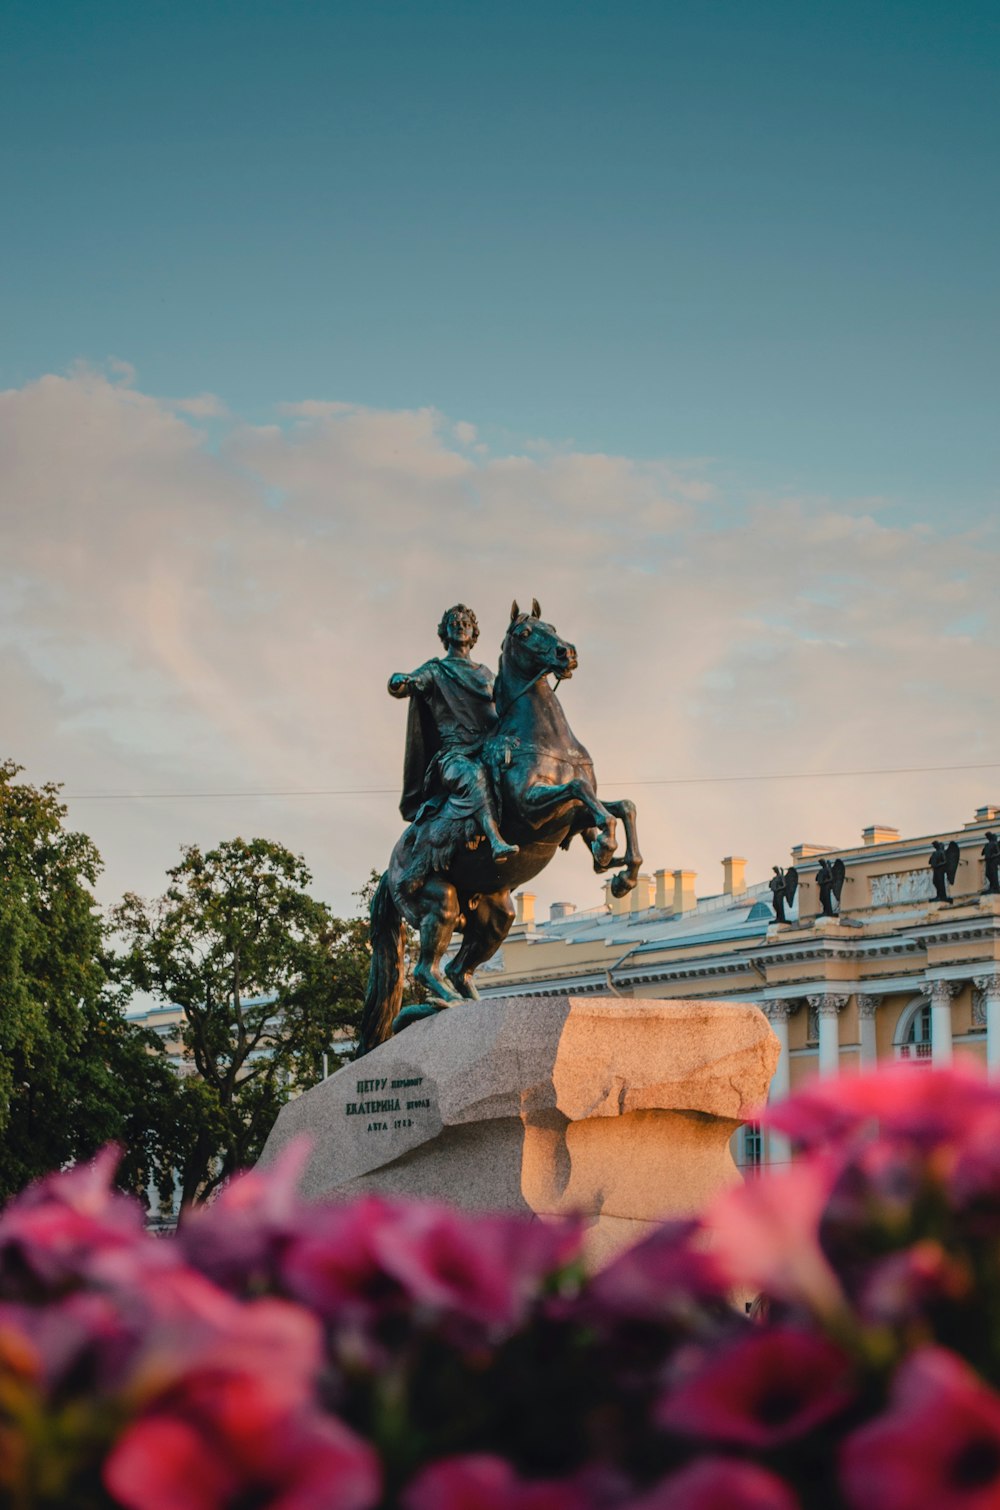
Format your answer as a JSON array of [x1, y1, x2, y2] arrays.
[[445, 891, 515, 999], [600, 797, 642, 897], [413, 875, 463, 1003], [521, 779, 618, 868]]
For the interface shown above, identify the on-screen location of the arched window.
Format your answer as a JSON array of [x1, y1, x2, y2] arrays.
[[898, 1000, 932, 1062]]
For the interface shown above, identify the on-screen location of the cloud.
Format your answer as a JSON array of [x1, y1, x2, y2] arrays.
[[2, 366, 999, 918], [168, 393, 230, 419]]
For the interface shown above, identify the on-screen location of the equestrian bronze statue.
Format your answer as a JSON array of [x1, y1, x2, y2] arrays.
[[356, 601, 642, 1055]]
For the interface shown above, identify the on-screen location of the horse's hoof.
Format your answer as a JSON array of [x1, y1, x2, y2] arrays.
[[610, 873, 634, 899], [591, 842, 617, 872], [412, 968, 461, 1004], [445, 972, 480, 1001]]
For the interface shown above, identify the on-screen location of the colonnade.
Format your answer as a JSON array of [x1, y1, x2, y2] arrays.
[[760, 969, 1000, 1164]]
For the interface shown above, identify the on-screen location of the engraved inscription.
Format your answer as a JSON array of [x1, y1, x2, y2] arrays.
[[346, 1075, 435, 1135]]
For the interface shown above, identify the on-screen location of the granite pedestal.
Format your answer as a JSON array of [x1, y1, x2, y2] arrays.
[[261, 994, 779, 1267]]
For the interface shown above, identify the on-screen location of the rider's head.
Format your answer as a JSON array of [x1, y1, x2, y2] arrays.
[[438, 604, 479, 649]]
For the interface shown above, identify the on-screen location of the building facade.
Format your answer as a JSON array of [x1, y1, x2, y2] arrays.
[[477, 807, 1000, 1167]]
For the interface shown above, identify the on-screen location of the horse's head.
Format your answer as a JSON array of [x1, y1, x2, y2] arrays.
[[503, 599, 578, 682]]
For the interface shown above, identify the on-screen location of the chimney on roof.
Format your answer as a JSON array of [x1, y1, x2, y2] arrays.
[[672, 869, 697, 913], [722, 856, 747, 896], [549, 901, 576, 922], [976, 806, 1000, 823], [515, 891, 535, 926], [654, 869, 671, 909], [792, 842, 836, 862], [862, 825, 900, 847], [603, 880, 631, 915], [630, 874, 654, 912]]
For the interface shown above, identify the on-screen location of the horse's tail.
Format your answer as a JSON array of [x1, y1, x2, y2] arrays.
[[355, 872, 405, 1058]]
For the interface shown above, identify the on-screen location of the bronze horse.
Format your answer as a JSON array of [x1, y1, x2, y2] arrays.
[[356, 602, 642, 1054]]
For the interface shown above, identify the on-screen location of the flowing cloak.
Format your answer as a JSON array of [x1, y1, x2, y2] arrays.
[[399, 657, 497, 821]]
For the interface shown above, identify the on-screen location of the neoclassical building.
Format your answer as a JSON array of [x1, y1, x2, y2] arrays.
[[477, 806, 1000, 1166]]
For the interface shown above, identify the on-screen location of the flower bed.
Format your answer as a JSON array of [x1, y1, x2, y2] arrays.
[[3, 1063, 1000, 1507]]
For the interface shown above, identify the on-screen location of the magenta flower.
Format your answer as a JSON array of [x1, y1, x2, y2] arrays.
[[278, 1195, 407, 1319], [859, 1241, 972, 1328], [585, 1220, 728, 1325], [282, 1197, 579, 1340], [179, 1138, 313, 1294], [705, 1158, 845, 1317], [106, 1407, 379, 1510], [402, 1454, 589, 1510], [658, 1327, 855, 1448], [630, 1458, 801, 1509], [373, 1205, 581, 1333], [105, 1288, 380, 1510], [946, 1104, 1000, 1215], [0, 1290, 140, 1396], [0, 1146, 148, 1296], [841, 1348, 1000, 1510], [767, 1064, 1000, 1155]]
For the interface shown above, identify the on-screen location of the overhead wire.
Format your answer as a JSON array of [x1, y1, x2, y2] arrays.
[[61, 760, 1000, 802]]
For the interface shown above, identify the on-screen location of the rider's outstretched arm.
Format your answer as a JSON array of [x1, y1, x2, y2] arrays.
[[388, 665, 433, 700]]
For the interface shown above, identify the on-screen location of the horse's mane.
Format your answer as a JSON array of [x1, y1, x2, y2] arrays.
[[493, 622, 521, 718]]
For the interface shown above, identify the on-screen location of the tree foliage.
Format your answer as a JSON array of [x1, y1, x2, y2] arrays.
[[113, 837, 371, 1207], [0, 761, 182, 1204]]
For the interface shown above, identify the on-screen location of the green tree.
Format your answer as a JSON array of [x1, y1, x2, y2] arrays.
[[113, 838, 371, 1207], [0, 761, 183, 1203]]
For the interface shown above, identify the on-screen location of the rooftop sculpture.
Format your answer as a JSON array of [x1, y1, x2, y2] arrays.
[[768, 864, 797, 924], [817, 856, 846, 917], [930, 839, 960, 904], [356, 601, 642, 1054]]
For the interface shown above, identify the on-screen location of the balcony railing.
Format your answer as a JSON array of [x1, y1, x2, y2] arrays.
[[898, 1042, 933, 1061]]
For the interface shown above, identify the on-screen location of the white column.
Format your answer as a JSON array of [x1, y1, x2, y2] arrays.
[[810, 993, 848, 1078], [856, 994, 879, 1068], [928, 979, 955, 1066], [761, 1000, 792, 1165], [975, 973, 1000, 1076]]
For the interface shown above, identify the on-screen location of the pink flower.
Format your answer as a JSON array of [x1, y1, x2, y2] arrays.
[[630, 1459, 800, 1509], [179, 1139, 313, 1294], [106, 1409, 379, 1510], [658, 1328, 855, 1449], [585, 1220, 728, 1325], [859, 1241, 972, 1328], [945, 1105, 1000, 1215], [767, 1064, 1000, 1155], [282, 1197, 580, 1340], [704, 1159, 845, 1318], [402, 1455, 588, 1510], [373, 1205, 581, 1333], [105, 1289, 380, 1510], [278, 1195, 408, 1319], [0, 1146, 148, 1296], [841, 1348, 1000, 1510], [126, 1287, 322, 1414], [0, 1291, 140, 1395]]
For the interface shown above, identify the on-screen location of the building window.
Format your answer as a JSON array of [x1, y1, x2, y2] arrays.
[[742, 1121, 764, 1171], [899, 1002, 932, 1062]]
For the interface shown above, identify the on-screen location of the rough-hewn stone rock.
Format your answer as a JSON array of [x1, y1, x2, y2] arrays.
[[260, 995, 778, 1266]]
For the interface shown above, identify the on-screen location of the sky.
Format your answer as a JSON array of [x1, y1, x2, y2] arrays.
[[1, 1, 998, 919]]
